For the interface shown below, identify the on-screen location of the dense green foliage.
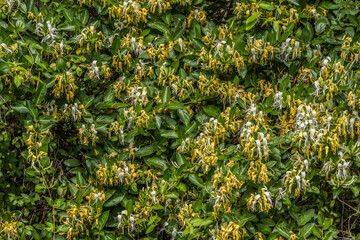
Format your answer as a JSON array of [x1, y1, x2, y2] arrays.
[[1, 0, 360, 239]]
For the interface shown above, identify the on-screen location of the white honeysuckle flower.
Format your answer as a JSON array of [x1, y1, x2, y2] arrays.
[[151, 190, 156, 203], [322, 161, 333, 175], [93, 192, 102, 204], [294, 41, 300, 58], [314, 133, 323, 147], [314, 80, 320, 96], [90, 60, 100, 80], [118, 170, 124, 185], [247, 104, 257, 118], [273, 92, 283, 110], [303, 132, 308, 146], [327, 116, 332, 130], [115, 214, 122, 229], [255, 139, 261, 156], [258, 132, 264, 140], [178, 38, 183, 51], [263, 187, 272, 206], [164, 199, 171, 211], [285, 46, 292, 61], [171, 228, 183, 240], [295, 175, 301, 190], [214, 195, 221, 205], [281, 42, 287, 56], [339, 152, 344, 161], [304, 159, 309, 172], [158, 221, 168, 234], [129, 215, 135, 232], [63, 104, 68, 113], [124, 165, 130, 177], [1, 43, 13, 53], [311, 9, 317, 21], [263, 138, 268, 156], [71, 106, 76, 121], [309, 128, 316, 141], [251, 48, 257, 62], [252, 194, 261, 211], [259, 111, 263, 124], [349, 118, 355, 133], [316, 45, 323, 58]]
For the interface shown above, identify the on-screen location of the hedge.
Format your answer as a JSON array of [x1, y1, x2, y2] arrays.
[[1, 0, 360, 239]]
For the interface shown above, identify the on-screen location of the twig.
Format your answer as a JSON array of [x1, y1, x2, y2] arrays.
[[338, 198, 360, 214], [338, 50, 360, 85]]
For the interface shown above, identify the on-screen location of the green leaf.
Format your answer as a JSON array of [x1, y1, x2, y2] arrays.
[[165, 191, 179, 199], [76, 172, 86, 186], [183, 57, 198, 67], [146, 157, 167, 168], [161, 86, 171, 104], [315, 17, 329, 34], [11, 102, 29, 114], [188, 174, 204, 188], [97, 211, 109, 230], [168, 103, 186, 109], [172, 26, 186, 40], [63, 9, 74, 22], [146, 224, 156, 234], [259, 2, 275, 10], [176, 152, 187, 166], [350, 185, 359, 197], [185, 121, 197, 135], [298, 209, 315, 226], [301, 22, 314, 44], [24, 55, 33, 64], [26, 100, 38, 119], [200, 219, 213, 226], [160, 130, 178, 138], [177, 109, 191, 125], [312, 226, 323, 238], [39, 115, 58, 124], [104, 87, 115, 102], [192, 38, 207, 50], [135, 145, 155, 157], [125, 199, 134, 214], [14, 76, 22, 87], [152, 204, 164, 210], [189, 20, 201, 39], [35, 61, 47, 70], [238, 214, 257, 227], [279, 22, 295, 42], [104, 193, 124, 207], [203, 105, 221, 118], [155, 115, 162, 129], [64, 159, 81, 167], [287, 0, 299, 6], [276, 226, 290, 238], [0, 62, 11, 75], [148, 22, 170, 33], [246, 13, 259, 31], [80, 10, 89, 25], [30, 43, 43, 50], [300, 223, 315, 238], [34, 84, 47, 105], [57, 24, 76, 31], [96, 115, 115, 124]]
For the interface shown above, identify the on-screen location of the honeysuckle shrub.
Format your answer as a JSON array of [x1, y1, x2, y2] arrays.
[[1, 0, 360, 239]]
